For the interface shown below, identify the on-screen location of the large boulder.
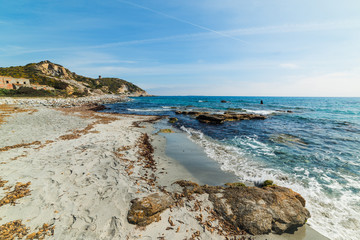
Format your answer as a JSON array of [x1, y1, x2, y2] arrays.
[[203, 184, 310, 235], [127, 193, 174, 226]]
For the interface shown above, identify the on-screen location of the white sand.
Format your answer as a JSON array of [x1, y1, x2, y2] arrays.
[[0, 105, 225, 239]]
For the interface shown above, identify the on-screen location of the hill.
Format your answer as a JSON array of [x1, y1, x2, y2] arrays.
[[0, 60, 149, 97]]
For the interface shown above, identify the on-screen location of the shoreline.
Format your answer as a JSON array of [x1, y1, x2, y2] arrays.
[[0, 98, 327, 239]]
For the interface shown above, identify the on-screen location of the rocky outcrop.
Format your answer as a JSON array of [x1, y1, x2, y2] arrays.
[[127, 181, 310, 236], [203, 184, 310, 235], [1, 60, 149, 97], [196, 113, 266, 124], [175, 111, 209, 116], [175, 111, 267, 124], [35, 60, 75, 79], [127, 193, 175, 226]]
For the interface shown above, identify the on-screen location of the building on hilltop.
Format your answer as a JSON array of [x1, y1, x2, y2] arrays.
[[0, 76, 31, 89], [0, 76, 54, 90]]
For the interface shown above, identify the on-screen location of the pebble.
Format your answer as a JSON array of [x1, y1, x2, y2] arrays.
[[0, 95, 130, 108]]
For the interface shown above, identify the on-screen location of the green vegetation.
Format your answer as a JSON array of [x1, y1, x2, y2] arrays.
[[0, 61, 146, 97], [96, 78, 143, 93], [0, 87, 58, 97], [262, 180, 274, 187], [0, 63, 67, 89]]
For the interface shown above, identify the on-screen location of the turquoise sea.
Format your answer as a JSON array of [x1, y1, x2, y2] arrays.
[[106, 96, 360, 240]]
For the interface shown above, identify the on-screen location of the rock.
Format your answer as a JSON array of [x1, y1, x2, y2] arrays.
[[158, 129, 174, 133], [173, 180, 204, 197], [174, 111, 209, 116], [196, 114, 225, 124], [89, 104, 109, 112], [127, 193, 174, 226], [269, 134, 307, 146], [196, 113, 267, 124], [225, 182, 247, 188], [168, 117, 178, 123], [221, 100, 228, 103], [262, 180, 274, 187], [203, 184, 310, 235], [174, 181, 310, 235]]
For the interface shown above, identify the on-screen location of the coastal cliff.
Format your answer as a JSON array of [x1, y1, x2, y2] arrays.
[[0, 60, 149, 97]]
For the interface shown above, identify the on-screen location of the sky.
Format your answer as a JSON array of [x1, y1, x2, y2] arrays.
[[1, 0, 360, 96]]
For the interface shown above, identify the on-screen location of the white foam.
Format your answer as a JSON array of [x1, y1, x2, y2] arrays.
[[127, 108, 168, 112], [180, 126, 360, 240], [243, 109, 277, 115]]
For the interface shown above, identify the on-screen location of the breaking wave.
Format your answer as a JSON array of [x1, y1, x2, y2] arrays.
[[180, 126, 360, 240]]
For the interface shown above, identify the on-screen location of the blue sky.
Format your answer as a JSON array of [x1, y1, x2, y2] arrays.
[[1, 0, 359, 96]]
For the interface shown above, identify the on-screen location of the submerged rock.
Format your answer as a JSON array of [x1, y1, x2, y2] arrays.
[[127, 193, 174, 226], [158, 129, 175, 133], [270, 134, 307, 147], [168, 117, 178, 123]]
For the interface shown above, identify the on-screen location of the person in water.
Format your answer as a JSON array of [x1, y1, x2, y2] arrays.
[[260, 100, 263, 104]]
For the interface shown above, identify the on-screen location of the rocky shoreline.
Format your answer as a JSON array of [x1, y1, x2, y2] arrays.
[[0, 97, 323, 240], [128, 180, 310, 237], [175, 110, 267, 124], [0, 94, 128, 108]]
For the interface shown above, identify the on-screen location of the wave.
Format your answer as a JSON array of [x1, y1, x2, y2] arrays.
[[127, 108, 168, 112], [243, 109, 278, 115], [180, 126, 360, 240]]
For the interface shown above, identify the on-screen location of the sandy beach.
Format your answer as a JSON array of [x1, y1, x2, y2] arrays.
[[0, 98, 327, 240]]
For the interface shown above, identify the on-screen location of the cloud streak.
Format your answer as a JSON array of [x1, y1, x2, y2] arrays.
[[117, 0, 248, 44], [2, 19, 358, 56]]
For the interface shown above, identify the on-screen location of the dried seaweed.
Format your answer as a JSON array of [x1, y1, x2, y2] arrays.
[[0, 182, 31, 207], [0, 141, 41, 152], [0, 221, 54, 240]]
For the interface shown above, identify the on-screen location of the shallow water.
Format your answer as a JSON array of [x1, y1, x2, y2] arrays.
[[106, 96, 360, 240]]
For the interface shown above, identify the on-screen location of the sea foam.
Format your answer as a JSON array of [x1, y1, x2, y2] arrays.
[[180, 126, 360, 240]]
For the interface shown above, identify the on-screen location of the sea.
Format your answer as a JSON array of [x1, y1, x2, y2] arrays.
[[105, 96, 360, 240]]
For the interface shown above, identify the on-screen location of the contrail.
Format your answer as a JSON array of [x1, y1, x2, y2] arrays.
[[117, 0, 248, 44]]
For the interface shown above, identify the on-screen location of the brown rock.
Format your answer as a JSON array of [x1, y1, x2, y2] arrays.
[[173, 181, 310, 235], [196, 113, 266, 124], [196, 114, 225, 124], [204, 185, 310, 235], [127, 193, 174, 226]]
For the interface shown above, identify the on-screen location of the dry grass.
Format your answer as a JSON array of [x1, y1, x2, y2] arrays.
[[0, 104, 38, 126], [57, 105, 118, 141]]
